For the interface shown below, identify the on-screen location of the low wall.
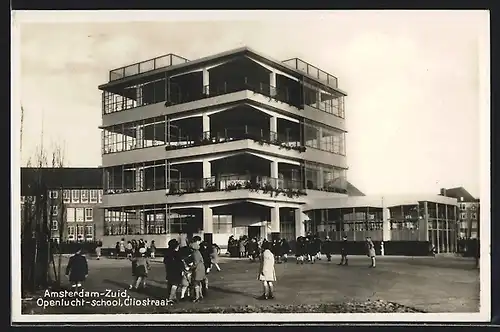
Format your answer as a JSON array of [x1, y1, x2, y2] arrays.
[[320, 241, 433, 256], [55, 240, 435, 257]]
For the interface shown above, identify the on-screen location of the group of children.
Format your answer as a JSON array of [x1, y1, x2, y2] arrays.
[[162, 236, 220, 305], [115, 238, 157, 259], [294, 234, 376, 268], [232, 236, 292, 264]]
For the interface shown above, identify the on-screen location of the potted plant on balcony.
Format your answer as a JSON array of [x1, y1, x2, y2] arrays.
[[204, 179, 217, 192], [294, 146, 307, 153]]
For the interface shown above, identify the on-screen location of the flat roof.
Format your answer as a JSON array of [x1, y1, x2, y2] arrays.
[[99, 46, 347, 96], [21, 167, 102, 195], [304, 194, 458, 211]]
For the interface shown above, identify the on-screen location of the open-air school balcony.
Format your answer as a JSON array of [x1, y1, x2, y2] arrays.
[[165, 125, 305, 154], [167, 174, 306, 199]]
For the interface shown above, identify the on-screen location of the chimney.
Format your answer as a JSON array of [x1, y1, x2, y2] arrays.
[[440, 188, 447, 196]]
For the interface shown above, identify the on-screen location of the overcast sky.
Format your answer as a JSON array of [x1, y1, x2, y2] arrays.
[[15, 11, 487, 197]]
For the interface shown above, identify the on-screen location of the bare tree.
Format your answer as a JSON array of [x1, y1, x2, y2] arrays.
[[21, 141, 67, 297], [50, 144, 67, 286]]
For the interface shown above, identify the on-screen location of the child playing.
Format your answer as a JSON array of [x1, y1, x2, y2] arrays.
[[129, 247, 150, 290]]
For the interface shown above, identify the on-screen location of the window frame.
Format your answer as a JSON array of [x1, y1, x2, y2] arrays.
[[85, 208, 93, 221], [71, 189, 80, 203], [81, 190, 89, 203], [66, 207, 76, 222], [75, 208, 85, 222], [63, 190, 71, 203], [90, 189, 98, 203]]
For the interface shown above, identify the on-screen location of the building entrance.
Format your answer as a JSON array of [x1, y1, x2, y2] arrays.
[[248, 226, 261, 239]]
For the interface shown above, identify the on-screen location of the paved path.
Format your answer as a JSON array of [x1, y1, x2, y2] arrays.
[[44, 255, 479, 313]]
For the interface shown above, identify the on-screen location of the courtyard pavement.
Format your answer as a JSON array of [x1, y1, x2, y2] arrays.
[[27, 255, 480, 314]]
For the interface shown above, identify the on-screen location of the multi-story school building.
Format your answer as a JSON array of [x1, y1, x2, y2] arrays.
[[97, 47, 460, 255]]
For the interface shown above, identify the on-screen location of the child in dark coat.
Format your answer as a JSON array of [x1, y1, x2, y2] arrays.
[[339, 235, 349, 265], [164, 239, 183, 305], [65, 247, 88, 290]]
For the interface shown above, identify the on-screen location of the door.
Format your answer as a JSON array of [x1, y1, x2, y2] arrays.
[[248, 226, 260, 239]]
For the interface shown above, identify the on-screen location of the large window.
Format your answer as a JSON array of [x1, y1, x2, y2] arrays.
[[305, 162, 347, 192], [102, 116, 166, 154], [213, 215, 232, 234], [302, 81, 345, 118], [102, 78, 168, 114], [104, 205, 169, 236], [303, 120, 345, 155], [104, 160, 166, 194]]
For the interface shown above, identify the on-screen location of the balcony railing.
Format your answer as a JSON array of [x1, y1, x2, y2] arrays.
[[282, 58, 338, 89], [167, 175, 306, 198], [103, 77, 299, 115], [165, 126, 306, 153], [109, 53, 190, 82]]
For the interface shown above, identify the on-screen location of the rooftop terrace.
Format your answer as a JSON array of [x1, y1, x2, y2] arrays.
[[107, 48, 339, 89]]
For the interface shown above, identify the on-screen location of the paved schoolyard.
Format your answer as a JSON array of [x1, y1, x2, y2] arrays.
[[24, 255, 479, 314]]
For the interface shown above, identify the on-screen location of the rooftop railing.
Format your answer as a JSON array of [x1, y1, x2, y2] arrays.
[[109, 54, 190, 82], [282, 58, 338, 89]]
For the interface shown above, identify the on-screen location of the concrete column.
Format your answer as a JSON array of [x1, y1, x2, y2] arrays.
[[135, 167, 144, 191], [436, 202, 440, 253], [318, 165, 324, 189], [270, 204, 280, 241], [202, 160, 211, 179], [424, 201, 429, 242], [135, 86, 142, 107], [382, 198, 391, 241], [318, 126, 323, 150], [203, 204, 213, 246], [136, 125, 144, 148], [269, 72, 277, 97], [295, 207, 306, 238], [202, 113, 210, 138], [137, 210, 145, 235], [454, 205, 458, 252], [316, 90, 321, 108], [203, 68, 209, 95], [270, 116, 277, 141], [445, 204, 449, 253], [271, 161, 279, 185]]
